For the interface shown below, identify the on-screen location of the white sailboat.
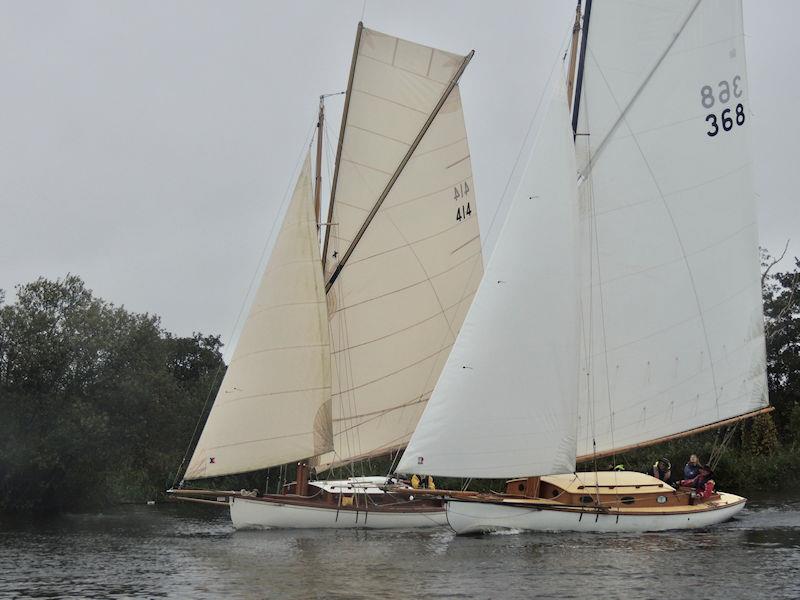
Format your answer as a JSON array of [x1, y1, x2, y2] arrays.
[[396, 0, 771, 533], [170, 23, 484, 529]]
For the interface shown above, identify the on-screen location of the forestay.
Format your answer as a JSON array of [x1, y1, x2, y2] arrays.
[[317, 28, 483, 471], [574, 0, 768, 458], [398, 76, 580, 478], [185, 155, 332, 480]]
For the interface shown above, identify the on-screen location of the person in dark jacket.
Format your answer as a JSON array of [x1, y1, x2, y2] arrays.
[[683, 454, 701, 480], [651, 458, 672, 482]]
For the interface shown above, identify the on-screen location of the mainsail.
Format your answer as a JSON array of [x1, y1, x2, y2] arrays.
[[574, 0, 768, 459], [184, 154, 332, 480], [397, 76, 580, 478], [317, 27, 483, 470]]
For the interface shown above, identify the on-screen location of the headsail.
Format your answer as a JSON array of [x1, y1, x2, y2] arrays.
[[397, 75, 580, 478], [574, 0, 768, 459], [316, 27, 483, 471], [184, 154, 332, 480]]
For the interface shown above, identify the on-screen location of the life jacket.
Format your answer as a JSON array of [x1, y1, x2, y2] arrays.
[[695, 479, 715, 500], [684, 463, 700, 480]]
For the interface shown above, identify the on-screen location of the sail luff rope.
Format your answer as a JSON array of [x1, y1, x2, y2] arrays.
[[171, 112, 319, 487]]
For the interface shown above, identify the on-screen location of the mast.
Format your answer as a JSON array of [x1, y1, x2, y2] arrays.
[[325, 49, 475, 292], [565, 1, 582, 111], [314, 96, 324, 235], [322, 21, 363, 272], [570, 0, 592, 138]]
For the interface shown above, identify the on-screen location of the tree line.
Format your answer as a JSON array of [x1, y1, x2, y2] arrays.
[[0, 275, 223, 512]]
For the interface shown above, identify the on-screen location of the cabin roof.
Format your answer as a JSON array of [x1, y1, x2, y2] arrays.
[[541, 471, 674, 494]]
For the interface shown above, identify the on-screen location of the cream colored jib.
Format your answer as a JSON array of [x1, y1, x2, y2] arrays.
[[317, 28, 482, 471], [398, 76, 580, 478], [575, 0, 768, 458], [185, 154, 332, 480]]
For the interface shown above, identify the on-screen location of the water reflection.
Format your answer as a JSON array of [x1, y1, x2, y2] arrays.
[[0, 498, 798, 599]]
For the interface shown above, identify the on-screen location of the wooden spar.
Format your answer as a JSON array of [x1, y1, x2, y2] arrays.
[[324, 49, 475, 293], [322, 21, 363, 272], [314, 96, 324, 235], [576, 405, 775, 463], [171, 496, 230, 507], [566, 1, 582, 110], [571, 0, 592, 138]]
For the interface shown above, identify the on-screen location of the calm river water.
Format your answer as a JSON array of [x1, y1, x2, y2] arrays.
[[1, 493, 798, 599]]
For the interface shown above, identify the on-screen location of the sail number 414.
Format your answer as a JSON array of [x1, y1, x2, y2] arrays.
[[701, 76, 745, 137], [454, 181, 472, 222]]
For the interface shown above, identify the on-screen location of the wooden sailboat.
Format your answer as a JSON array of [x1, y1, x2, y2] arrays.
[[396, 0, 772, 533], [169, 23, 484, 529]]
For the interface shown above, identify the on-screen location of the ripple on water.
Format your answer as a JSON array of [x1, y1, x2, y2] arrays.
[[0, 499, 798, 599]]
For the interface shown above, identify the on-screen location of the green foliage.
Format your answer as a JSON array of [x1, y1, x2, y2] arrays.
[[742, 413, 781, 457], [0, 275, 224, 512]]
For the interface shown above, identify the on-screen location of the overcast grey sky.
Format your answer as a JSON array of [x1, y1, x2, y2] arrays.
[[1, 1, 797, 350]]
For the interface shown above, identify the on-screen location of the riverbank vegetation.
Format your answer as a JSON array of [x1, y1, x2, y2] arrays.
[[1, 246, 798, 512], [0, 276, 224, 512]]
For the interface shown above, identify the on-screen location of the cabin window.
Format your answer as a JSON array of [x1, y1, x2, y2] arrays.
[[551, 489, 559, 497], [580, 495, 593, 504], [518, 483, 525, 492], [620, 496, 635, 505], [657, 495, 667, 504]]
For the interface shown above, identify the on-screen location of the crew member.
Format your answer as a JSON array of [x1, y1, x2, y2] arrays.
[[651, 458, 672, 482], [683, 454, 701, 480], [677, 464, 716, 502]]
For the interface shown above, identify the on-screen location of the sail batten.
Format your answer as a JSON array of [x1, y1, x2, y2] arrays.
[[184, 154, 332, 481]]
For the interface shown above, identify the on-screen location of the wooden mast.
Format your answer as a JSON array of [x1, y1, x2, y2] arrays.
[[314, 96, 324, 236], [565, 1, 582, 110]]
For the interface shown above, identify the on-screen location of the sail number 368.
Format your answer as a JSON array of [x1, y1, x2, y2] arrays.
[[701, 76, 745, 137]]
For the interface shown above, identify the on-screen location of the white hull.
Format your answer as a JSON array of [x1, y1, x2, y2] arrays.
[[446, 494, 746, 534], [229, 496, 447, 530]]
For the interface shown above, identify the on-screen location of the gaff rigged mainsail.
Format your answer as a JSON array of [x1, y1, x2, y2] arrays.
[[317, 26, 483, 471]]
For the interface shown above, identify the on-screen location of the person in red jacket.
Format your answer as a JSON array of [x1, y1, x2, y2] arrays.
[[677, 465, 716, 503]]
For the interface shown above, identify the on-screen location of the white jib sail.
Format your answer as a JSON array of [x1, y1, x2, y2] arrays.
[[317, 29, 483, 471], [184, 154, 332, 480], [574, 0, 768, 459], [398, 76, 580, 478]]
